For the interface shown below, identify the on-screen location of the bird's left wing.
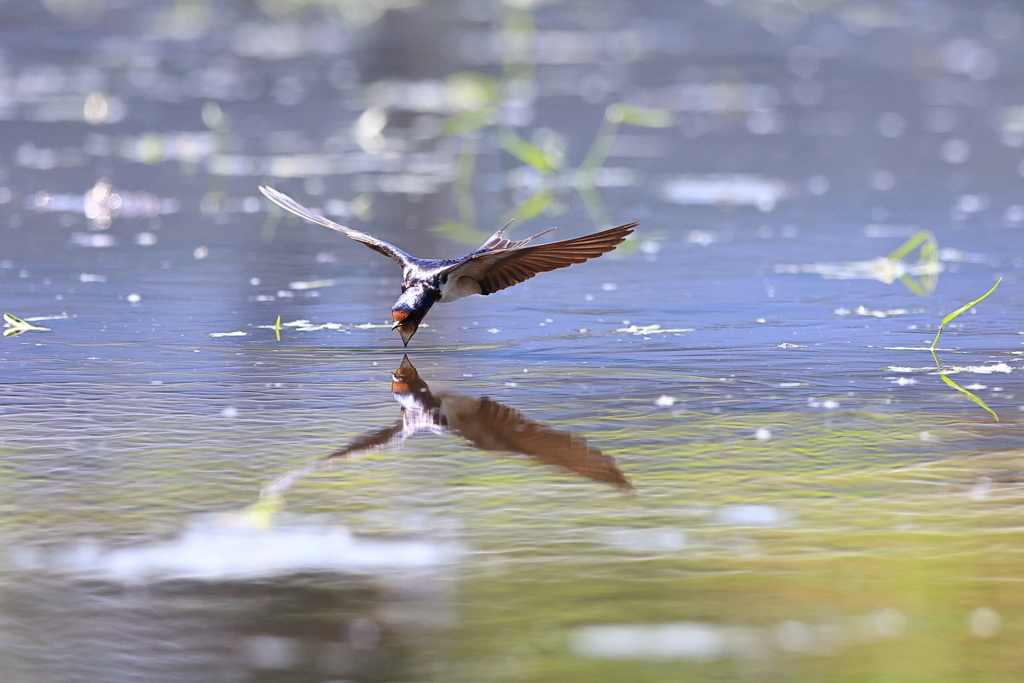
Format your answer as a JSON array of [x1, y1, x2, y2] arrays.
[[443, 221, 637, 295], [325, 423, 406, 459], [259, 186, 411, 267], [260, 423, 404, 498]]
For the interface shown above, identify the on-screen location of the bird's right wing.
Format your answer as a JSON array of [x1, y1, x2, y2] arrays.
[[259, 185, 411, 267], [441, 395, 632, 489], [445, 221, 637, 295]]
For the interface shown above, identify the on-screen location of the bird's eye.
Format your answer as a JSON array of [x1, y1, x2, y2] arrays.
[[401, 284, 408, 292]]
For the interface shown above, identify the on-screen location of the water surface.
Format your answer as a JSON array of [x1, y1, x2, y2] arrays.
[[1, 1, 1022, 681]]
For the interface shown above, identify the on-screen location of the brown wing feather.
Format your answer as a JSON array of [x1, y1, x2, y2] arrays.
[[326, 423, 405, 460], [447, 221, 637, 295], [443, 396, 632, 489], [474, 221, 558, 254]]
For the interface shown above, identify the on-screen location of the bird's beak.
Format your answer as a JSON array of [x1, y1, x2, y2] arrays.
[[392, 317, 416, 346], [396, 324, 416, 347]]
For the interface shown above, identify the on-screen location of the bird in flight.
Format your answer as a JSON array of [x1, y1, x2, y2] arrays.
[[259, 186, 637, 346]]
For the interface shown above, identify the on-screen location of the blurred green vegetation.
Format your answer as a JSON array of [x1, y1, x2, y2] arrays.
[[887, 230, 940, 296], [431, 4, 671, 247]]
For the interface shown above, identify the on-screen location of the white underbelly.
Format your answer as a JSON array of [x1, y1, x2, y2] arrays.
[[438, 275, 481, 303]]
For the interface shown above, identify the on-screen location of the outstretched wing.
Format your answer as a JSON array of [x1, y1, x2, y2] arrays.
[[444, 221, 637, 295], [259, 185, 411, 267], [441, 395, 632, 489], [260, 422, 404, 498], [326, 423, 406, 459]]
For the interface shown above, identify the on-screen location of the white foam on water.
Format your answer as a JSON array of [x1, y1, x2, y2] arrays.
[[598, 528, 686, 553], [717, 505, 788, 528], [12, 517, 460, 583], [570, 622, 734, 660], [571, 608, 906, 661], [662, 174, 787, 212], [961, 363, 1011, 374]]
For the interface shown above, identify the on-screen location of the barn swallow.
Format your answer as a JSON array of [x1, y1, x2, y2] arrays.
[[259, 186, 637, 346], [261, 356, 632, 496]]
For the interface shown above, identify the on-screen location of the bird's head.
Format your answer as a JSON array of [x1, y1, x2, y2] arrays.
[[391, 354, 427, 394], [391, 354, 439, 412], [391, 284, 437, 346]]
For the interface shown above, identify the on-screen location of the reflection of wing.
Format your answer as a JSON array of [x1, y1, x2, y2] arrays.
[[259, 186, 412, 267], [260, 356, 632, 500], [444, 222, 636, 295], [326, 423, 405, 459], [260, 422, 404, 498], [440, 395, 632, 489]]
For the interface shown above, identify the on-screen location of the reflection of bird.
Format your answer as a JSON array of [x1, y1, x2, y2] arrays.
[[263, 356, 631, 495], [259, 186, 637, 346]]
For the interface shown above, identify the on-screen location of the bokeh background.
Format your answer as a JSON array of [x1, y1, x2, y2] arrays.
[[1, 1, 1023, 682]]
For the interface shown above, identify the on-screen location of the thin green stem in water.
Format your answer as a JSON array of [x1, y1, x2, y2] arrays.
[[930, 277, 1001, 350], [927, 278, 1003, 421]]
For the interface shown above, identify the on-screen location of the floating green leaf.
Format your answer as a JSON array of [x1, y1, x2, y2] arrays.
[[3, 313, 51, 338]]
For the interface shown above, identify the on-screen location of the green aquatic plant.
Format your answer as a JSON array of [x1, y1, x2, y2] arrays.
[[886, 229, 940, 295], [432, 4, 667, 244], [936, 374, 997, 421], [928, 277, 1002, 421], [575, 103, 673, 228], [435, 101, 671, 246], [3, 313, 51, 338], [780, 229, 942, 296], [929, 278, 1001, 351]]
